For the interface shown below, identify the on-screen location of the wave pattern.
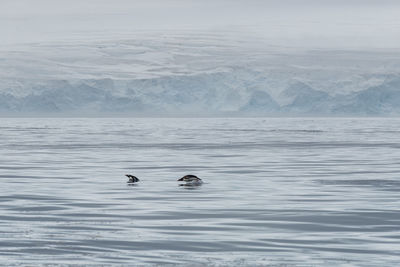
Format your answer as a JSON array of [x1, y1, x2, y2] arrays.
[[1, 118, 400, 266]]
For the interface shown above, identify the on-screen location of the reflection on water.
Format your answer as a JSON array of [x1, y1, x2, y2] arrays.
[[1, 118, 400, 266], [178, 183, 203, 189]]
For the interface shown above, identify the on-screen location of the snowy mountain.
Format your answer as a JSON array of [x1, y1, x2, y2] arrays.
[[280, 81, 332, 114], [332, 77, 400, 115], [1, 74, 399, 116], [240, 90, 280, 114], [0, 34, 399, 116]]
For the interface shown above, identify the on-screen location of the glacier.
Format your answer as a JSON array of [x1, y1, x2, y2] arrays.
[[0, 33, 399, 116]]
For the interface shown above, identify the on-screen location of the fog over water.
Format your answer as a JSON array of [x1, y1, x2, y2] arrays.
[[0, 0, 399, 116], [1, 1, 400, 266], [1, 0, 399, 49]]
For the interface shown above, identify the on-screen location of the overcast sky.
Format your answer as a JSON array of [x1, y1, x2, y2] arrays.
[[1, 0, 399, 49]]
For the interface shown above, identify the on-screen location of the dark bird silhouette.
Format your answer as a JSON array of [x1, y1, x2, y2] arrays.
[[126, 174, 140, 183], [177, 174, 202, 184]]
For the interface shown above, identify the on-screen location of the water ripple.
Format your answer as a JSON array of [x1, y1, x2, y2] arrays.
[[1, 118, 400, 266]]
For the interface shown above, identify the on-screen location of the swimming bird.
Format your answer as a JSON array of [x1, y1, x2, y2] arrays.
[[177, 174, 203, 185], [126, 174, 140, 183]]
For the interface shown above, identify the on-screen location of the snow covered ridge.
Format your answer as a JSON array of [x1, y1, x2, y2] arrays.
[[1, 74, 399, 116], [1, 35, 400, 115]]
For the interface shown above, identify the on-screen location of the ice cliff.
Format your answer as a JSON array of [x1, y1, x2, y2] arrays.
[[1, 34, 399, 116]]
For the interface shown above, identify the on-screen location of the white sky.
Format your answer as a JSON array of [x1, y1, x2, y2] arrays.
[[1, 0, 399, 49]]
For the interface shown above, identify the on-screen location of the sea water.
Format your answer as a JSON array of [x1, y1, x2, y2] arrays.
[[1, 118, 400, 266]]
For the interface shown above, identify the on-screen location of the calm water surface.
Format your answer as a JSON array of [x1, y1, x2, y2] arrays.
[[1, 118, 400, 266]]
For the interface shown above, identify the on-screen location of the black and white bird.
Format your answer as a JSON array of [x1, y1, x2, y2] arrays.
[[126, 174, 140, 183], [177, 174, 203, 185]]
